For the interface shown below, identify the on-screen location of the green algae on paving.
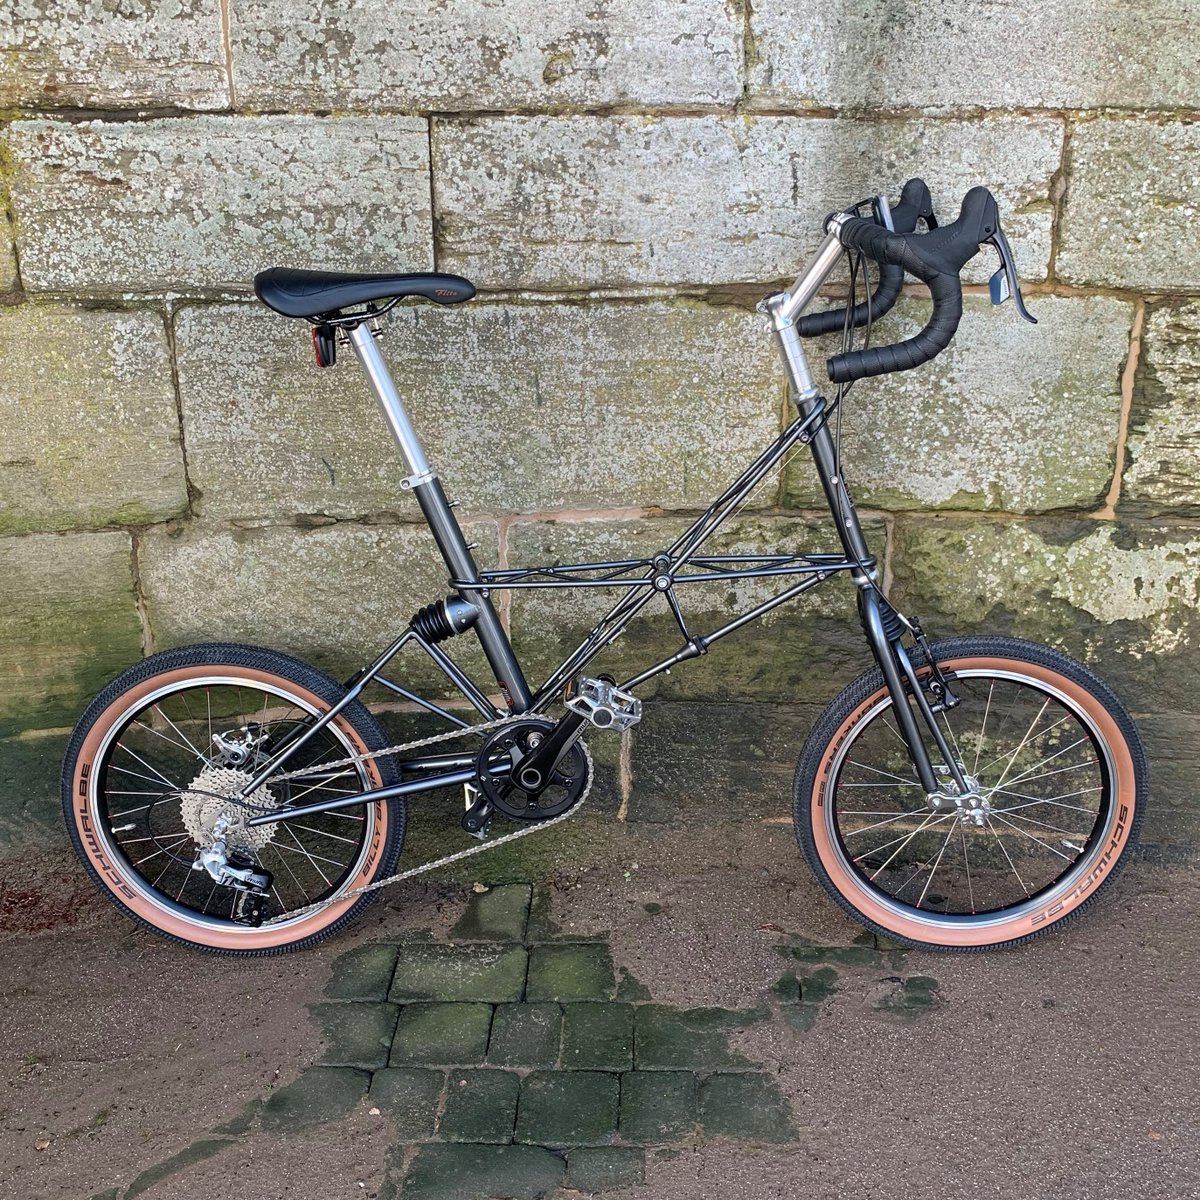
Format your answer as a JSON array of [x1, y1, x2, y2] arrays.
[[440, 1068, 521, 1142], [323, 943, 401, 1001], [699, 1073, 795, 1143], [562, 1002, 634, 1071], [488, 1000, 563, 1067], [369, 1068, 443, 1140], [634, 1004, 767, 1071], [260, 1067, 369, 1132], [618, 1070, 698, 1144], [123, 1139, 231, 1199], [450, 883, 532, 942], [400, 1143, 565, 1200], [783, 936, 908, 970], [875, 975, 941, 1017], [568, 1146, 647, 1192], [514, 1070, 621, 1147], [389, 1003, 493, 1065], [526, 943, 617, 1002], [616, 966, 652, 1001], [774, 966, 838, 1033], [309, 1000, 400, 1069], [389, 943, 528, 1003]]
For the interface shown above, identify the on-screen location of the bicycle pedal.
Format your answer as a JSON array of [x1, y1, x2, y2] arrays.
[[565, 677, 642, 732]]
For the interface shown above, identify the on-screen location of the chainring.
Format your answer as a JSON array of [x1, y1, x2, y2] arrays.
[[474, 718, 590, 820]]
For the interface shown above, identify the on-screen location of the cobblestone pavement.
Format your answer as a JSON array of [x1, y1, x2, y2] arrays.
[[2, 820, 1197, 1199]]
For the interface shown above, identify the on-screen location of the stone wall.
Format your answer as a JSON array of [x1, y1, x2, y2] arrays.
[[2, 3, 1198, 862]]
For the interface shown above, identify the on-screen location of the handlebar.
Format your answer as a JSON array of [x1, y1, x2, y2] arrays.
[[826, 185, 1034, 384], [795, 177, 935, 338]]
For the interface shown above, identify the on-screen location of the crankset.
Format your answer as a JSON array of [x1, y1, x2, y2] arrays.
[[473, 717, 591, 821]]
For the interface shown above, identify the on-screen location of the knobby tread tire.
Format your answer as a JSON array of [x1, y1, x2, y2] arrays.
[[62, 642, 405, 956], [793, 635, 1147, 952]]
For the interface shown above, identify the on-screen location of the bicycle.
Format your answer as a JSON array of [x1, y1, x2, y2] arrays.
[[61, 178, 1147, 956]]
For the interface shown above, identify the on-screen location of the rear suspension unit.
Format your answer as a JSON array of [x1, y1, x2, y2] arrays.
[[410, 596, 480, 644]]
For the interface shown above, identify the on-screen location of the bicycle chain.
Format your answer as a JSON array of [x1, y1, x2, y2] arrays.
[[258, 713, 593, 926]]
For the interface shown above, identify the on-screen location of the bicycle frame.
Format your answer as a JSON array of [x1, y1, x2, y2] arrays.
[[242, 225, 962, 830]]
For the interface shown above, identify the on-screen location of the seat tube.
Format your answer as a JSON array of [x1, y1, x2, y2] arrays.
[[348, 323, 533, 711]]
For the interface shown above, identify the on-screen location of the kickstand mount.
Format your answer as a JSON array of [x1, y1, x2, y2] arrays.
[[461, 782, 491, 840]]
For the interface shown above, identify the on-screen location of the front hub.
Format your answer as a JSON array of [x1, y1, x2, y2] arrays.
[[926, 770, 989, 826]]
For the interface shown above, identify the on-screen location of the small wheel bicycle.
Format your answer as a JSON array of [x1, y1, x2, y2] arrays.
[[62, 178, 1146, 955]]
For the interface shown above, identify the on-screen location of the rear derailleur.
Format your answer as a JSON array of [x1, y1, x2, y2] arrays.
[[191, 814, 274, 925]]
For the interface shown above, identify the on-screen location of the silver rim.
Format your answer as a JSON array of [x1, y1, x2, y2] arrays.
[[89, 674, 379, 933], [823, 667, 1117, 930]]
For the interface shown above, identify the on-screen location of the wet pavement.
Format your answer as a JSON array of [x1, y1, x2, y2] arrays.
[[1, 818, 1196, 1199]]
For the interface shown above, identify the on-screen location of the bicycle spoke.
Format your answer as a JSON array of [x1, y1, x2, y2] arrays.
[[278, 825, 335, 884], [288, 823, 359, 846], [959, 823, 975, 914], [998, 757, 1098, 788], [996, 808, 1091, 839], [108, 763, 182, 789], [987, 812, 1074, 861], [988, 736, 1092, 794], [132, 718, 204, 761], [985, 817, 1030, 898], [972, 678, 994, 776], [847, 760, 921, 788], [916, 821, 960, 908], [271, 838, 345, 872], [113, 742, 182, 791], [132, 834, 190, 867], [866, 812, 952, 879], [266, 841, 309, 898], [985, 695, 1053, 796], [991, 788, 1102, 810], [974, 711, 1074, 779], [153, 702, 207, 759], [842, 811, 922, 835], [839, 782, 924, 790]]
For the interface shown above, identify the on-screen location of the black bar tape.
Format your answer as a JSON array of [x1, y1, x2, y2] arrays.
[[827, 186, 999, 383], [795, 263, 903, 337], [796, 178, 934, 339]]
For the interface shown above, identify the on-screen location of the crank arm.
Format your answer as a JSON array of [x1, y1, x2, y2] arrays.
[[514, 711, 588, 792]]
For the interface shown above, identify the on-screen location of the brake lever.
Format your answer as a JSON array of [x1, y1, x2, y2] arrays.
[[985, 225, 1036, 324]]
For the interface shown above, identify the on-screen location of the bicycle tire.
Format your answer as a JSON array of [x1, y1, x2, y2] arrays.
[[794, 635, 1146, 950], [62, 642, 405, 956]]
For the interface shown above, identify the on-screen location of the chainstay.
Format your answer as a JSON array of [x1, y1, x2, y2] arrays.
[[263, 739, 593, 925], [268, 713, 519, 783]]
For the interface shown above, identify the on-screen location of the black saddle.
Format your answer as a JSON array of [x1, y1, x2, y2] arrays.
[[253, 268, 475, 319]]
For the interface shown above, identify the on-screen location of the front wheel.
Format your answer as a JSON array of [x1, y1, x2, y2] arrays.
[[794, 636, 1146, 950], [62, 643, 405, 955]]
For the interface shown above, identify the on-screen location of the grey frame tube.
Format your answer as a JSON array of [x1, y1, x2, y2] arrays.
[[414, 477, 532, 711], [348, 321, 531, 711]]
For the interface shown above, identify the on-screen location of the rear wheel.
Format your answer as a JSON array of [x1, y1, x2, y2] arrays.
[[794, 636, 1145, 950], [62, 643, 405, 955]]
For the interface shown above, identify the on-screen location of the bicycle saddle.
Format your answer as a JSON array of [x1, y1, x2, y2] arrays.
[[253, 268, 476, 318]]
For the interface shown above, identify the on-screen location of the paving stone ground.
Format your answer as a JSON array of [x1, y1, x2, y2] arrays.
[[74, 882, 834, 1198], [6, 842, 1197, 1200]]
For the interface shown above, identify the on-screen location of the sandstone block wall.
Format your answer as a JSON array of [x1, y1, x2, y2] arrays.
[[2, 2, 1197, 862]]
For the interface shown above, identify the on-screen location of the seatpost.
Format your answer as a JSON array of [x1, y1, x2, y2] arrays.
[[347, 322, 533, 711]]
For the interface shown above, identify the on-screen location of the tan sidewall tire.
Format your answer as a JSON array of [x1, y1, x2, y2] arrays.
[[68, 663, 391, 952], [806, 655, 1139, 949]]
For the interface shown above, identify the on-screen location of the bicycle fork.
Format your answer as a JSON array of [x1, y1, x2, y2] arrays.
[[765, 264, 969, 803]]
